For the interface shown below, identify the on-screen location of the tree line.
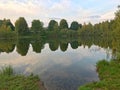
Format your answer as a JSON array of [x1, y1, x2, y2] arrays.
[[0, 6, 119, 38], [0, 34, 119, 58], [78, 6, 120, 38], [0, 17, 82, 35]]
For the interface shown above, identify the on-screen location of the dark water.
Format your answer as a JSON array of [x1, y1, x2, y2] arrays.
[[0, 38, 112, 90]]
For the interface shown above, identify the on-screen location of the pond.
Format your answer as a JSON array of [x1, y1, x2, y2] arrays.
[[0, 38, 112, 90]]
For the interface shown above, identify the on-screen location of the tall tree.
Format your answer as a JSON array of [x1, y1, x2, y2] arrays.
[[114, 6, 120, 36], [0, 19, 15, 31], [3, 19, 15, 31], [31, 20, 43, 33], [59, 19, 68, 29], [53, 22, 59, 31], [15, 17, 29, 35], [70, 21, 79, 30], [48, 20, 58, 31], [0, 20, 3, 27], [115, 6, 120, 20]]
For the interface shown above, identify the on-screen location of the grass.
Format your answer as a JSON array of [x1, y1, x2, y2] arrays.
[[79, 59, 120, 90], [0, 66, 45, 90]]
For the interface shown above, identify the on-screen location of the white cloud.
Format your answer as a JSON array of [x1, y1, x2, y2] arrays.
[[101, 11, 115, 21], [0, 0, 117, 26]]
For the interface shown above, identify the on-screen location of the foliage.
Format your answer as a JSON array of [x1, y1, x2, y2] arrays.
[[48, 20, 59, 31], [0, 30, 17, 39], [31, 39, 45, 53], [49, 41, 59, 51], [16, 38, 30, 56], [0, 20, 2, 27], [15, 17, 29, 35], [78, 59, 120, 90], [0, 66, 13, 76], [0, 19, 15, 31], [31, 20, 43, 33], [0, 39, 15, 53], [70, 21, 79, 30], [114, 7, 120, 36], [79, 7, 120, 90], [0, 66, 45, 90], [60, 42, 68, 52], [78, 7, 120, 37], [59, 19, 68, 29], [0, 6, 120, 90], [0, 6, 119, 39]]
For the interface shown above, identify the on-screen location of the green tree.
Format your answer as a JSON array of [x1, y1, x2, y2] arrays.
[[0, 19, 15, 31], [70, 21, 79, 30], [3, 19, 15, 31], [110, 6, 120, 36], [15, 17, 29, 35], [115, 6, 120, 20], [0, 20, 3, 27], [0, 25, 10, 31], [48, 20, 58, 31], [59, 19, 68, 29], [79, 24, 82, 29], [31, 20, 43, 33], [54, 22, 59, 31]]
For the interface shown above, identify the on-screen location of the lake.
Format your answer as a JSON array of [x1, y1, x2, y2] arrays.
[[0, 38, 112, 90]]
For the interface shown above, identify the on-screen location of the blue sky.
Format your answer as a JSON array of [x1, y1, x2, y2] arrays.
[[0, 0, 119, 26]]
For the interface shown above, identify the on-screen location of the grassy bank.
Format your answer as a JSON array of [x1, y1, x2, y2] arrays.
[[79, 59, 120, 90], [0, 66, 46, 90]]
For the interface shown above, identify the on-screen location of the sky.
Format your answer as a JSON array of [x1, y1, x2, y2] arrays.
[[0, 0, 119, 26]]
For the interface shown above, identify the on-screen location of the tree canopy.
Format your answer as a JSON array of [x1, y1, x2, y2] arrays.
[[31, 20, 43, 32], [0, 19, 14, 31], [59, 19, 68, 29], [0, 6, 119, 39], [15, 17, 29, 35], [48, 20, 58, 31], [70, 21, 79, 30]]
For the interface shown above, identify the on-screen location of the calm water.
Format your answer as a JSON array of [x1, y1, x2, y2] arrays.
[[0, 39, 112, 90]]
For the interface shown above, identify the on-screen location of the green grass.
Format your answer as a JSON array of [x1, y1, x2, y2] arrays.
[[0, 66, 45, 90], [79, 59, 120, 90]]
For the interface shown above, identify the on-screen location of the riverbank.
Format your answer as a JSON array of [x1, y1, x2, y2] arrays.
[[0, 66, 46, 90], [79, 59, 120, 90]]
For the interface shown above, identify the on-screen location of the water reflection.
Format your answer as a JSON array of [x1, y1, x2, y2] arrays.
[[0, 40, 15, 53], [0, 37, 119, 90], [49, 41, 59, 51], [0, 37, 118, 56], [60, 42, 68, 52], [16, 39, 30, 56], [31, 39, 45, 53], [70, 41, 79, 49]]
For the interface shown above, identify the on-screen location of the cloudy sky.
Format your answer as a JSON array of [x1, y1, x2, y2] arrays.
[[0, 0, 119, 26]]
